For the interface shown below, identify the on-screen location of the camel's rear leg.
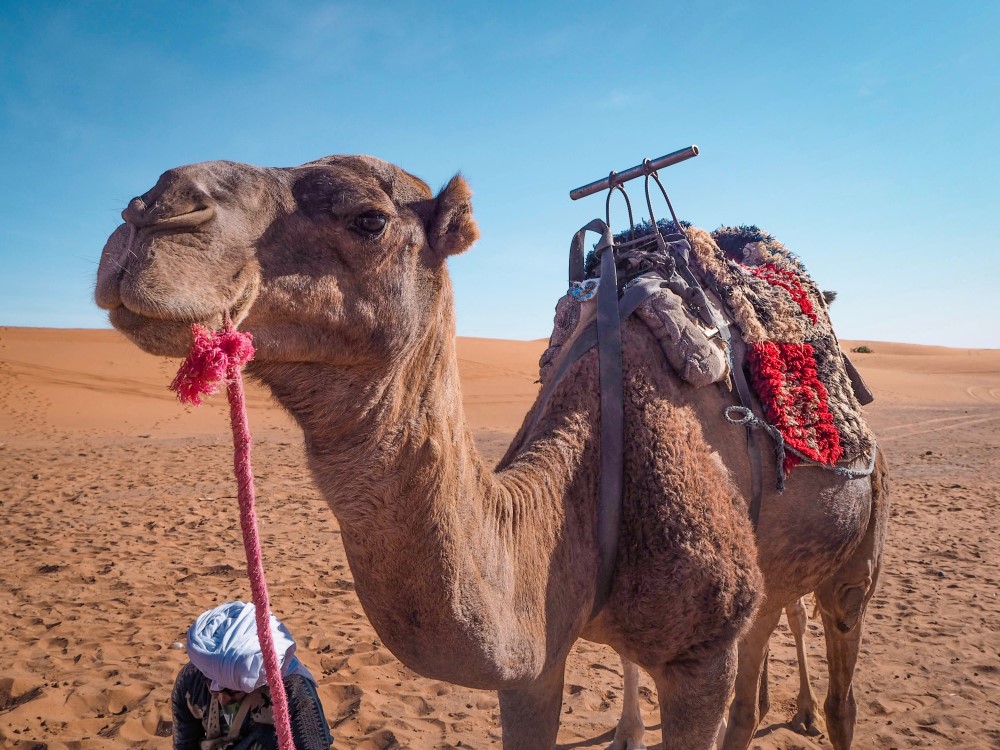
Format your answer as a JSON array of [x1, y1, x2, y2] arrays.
[[786, 596, 824, 736], [814, 453, 889, 750], [813, 565, 880, 750], [607, 656, 648, 750], [498, 662, 566, 750], [652, 641, 738, 750], [732, 597, 822, 741]]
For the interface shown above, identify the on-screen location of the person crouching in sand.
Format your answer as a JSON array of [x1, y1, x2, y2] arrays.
[[171, 601, 332, 750]]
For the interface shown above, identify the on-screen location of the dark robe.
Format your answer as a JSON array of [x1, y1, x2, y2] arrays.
[[171, 661, 332, 750]]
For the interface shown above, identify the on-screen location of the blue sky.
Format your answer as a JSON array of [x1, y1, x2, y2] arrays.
[[1, 1, 998, 346]]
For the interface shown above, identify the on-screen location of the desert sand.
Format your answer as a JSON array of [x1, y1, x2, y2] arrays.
[[1, 327, 998, 749]]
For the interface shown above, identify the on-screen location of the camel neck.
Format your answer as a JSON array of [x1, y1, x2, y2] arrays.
[[248, 304, 590, 688]]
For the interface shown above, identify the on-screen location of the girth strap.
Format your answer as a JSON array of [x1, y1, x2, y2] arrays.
[[568, 218, 610, 283], [555, 220, 767, 618]]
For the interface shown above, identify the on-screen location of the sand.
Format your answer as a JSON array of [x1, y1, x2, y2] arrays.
[[1, 328, 998, 749]]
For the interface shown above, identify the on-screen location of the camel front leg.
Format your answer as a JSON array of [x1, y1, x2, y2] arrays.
[[653, 641, 738, 750], [786, 596, 824, 736], [498, 663, 566, 750], [721, 607, 782, 750], [757, 646, 770, 721], [607, 656, 648, 750]]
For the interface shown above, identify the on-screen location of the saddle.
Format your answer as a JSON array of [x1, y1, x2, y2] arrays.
[[549, 153, 877, 617], [542, 221, 877, 475]]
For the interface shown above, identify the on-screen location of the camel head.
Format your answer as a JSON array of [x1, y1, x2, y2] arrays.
[[96, 155, 479, 364]]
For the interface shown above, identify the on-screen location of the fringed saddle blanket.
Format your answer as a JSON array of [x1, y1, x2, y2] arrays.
[[691, 225, 874, 472], [540, 222, 874, 479]]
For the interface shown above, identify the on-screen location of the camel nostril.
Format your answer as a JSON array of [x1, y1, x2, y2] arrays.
[[122, 197, 147, 225]]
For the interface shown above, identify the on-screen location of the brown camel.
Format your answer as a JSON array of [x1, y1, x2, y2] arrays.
[[94, 155, 886, 750]]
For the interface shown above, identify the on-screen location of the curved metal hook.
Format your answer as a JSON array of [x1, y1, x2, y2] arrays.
[[646, 170, 691, 245], [605, 181, 635, 242]]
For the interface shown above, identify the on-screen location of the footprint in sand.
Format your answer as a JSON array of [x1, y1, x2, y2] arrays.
[[0, 677, 44, 713]]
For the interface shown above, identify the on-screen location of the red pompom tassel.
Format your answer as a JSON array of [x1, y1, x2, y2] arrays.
[[170, 324, 255, 405], [748, 341, 842, 473]]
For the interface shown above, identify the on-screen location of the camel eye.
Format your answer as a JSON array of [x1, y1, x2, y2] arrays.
[[352, 212, 387, 236]]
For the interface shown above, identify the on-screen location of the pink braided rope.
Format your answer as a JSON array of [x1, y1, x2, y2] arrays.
[[170, 324, 295, 750]]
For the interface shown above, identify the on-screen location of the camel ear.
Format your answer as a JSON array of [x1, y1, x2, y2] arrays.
[[427, 174, 479, 260]]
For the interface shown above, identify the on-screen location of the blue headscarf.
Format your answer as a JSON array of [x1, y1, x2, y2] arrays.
[[186, 601, 315, 693]]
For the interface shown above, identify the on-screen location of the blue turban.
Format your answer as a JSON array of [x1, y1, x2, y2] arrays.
[[186, 601, 315, 693]]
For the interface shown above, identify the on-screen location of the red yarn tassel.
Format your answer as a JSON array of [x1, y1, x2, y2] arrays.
[[170, 324, 255, 406], [747, 341, 843, 473]]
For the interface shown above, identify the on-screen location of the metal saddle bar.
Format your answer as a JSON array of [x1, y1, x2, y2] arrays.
[[569, 145, 700, 201]]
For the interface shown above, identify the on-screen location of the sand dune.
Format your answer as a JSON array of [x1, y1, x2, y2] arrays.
[[1, 327, 998, 748], [841, 340, 1000, 406]]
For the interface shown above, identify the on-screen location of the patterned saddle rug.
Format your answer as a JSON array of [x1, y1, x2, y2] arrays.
[[540, 220, 875, 481]]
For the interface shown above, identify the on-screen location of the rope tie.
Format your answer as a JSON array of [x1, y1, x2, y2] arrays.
[[724, 405, 787, 492], [724, 405, 878, 491], [170, 323, 295, 750]]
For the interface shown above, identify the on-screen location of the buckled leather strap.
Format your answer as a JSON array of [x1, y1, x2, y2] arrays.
[[569, 218, 614, 283], [718, 325, 765, 528], [536, 273, 675, 618]]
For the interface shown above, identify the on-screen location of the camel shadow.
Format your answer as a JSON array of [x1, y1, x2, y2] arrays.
[[753, 717, 826, 744], [554, 719, 821, 750], [556, 726, 618, 749]]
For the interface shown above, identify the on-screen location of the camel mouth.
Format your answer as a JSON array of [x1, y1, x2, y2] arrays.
[[109, 305, 204, 357], [109, 266, 260, 358]]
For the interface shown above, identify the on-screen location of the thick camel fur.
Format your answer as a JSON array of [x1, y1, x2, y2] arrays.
[[608, 290, 873, 749], [95, 155, 885, 750], [611, 597, 823, 750]]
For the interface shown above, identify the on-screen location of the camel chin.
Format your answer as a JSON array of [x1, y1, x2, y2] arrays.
[[108, 305, 222, 358], [106, 269, 259, 358]]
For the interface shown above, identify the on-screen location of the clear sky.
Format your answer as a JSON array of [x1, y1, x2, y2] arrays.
[[1, 1, 998, 347]]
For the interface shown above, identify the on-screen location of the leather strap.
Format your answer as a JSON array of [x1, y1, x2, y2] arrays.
[[841, 352, 875, 405], [718, 327, 765, 527], [558, 218, 768, 615], [591, 239, 625, 618], [535, 272, 678, 618], [672, 245, 766, 529], [569, 218, 612, 283]]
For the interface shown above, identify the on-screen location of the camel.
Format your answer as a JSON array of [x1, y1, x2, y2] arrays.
[[94, 155, 888, 750], [613, 289, 849, 750]]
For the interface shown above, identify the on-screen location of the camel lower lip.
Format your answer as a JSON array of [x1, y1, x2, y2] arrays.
[[108, 305, 222, 357], [110, 303, 229, 331]]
